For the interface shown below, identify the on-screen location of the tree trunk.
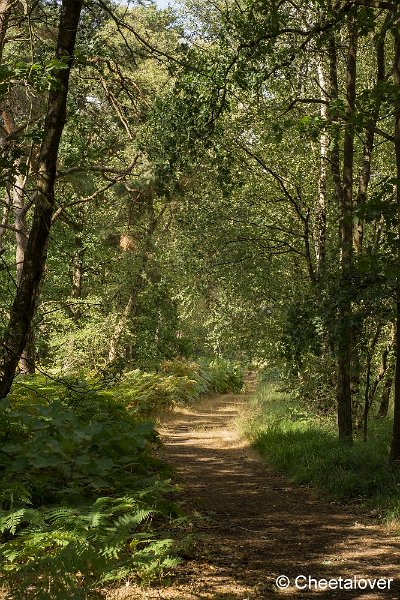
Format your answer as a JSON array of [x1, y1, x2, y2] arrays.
[[71, 240, 84, 300], [328, 36, 344, 207], [378, 375, 393, 418], [328, 36, 350, 441], [314, 60, 328, 278], [69, 207, 85, 324], [12, 172, 36, 374], [0, 188, 10, 251], [108, 293, 136, 364], [12, 173, 28, 286], [390, 23, 400, 463], [335, 18, 357, 445], [362, 325, 382, 441], [1, 4, 38, 376], [0, 0, 11, 62], [19, 329, 35, 375], [0, 0, 13, 252], [0, 0, 83, 398]]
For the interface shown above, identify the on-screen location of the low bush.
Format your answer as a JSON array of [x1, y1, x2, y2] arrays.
[[0, 399, 160, 507], [0, 486, 181, 599], [0, 376, 184, 598], [121, 370, 199, 415], [160, 359, 213, 395], [161, 358, 244, 395], [0, 359, 244, 597], [207, 358, 244, 393]]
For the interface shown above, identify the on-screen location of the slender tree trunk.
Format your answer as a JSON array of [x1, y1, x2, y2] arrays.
[[378, 375, 393, 418], [13, 173, 28, 286], [314, 61, 328, 278], [108, 294, 136, 364], [0, 0, 11, 62], [0, 188, 10, 251], [354, 20, 389, 408], [2, 108, 37, 375], [0, 0, 13, 253], [390, 24, 400, 463], [328, 36, 349, 438], [1, 0, 37, 375], [0, 0, 83, 398], [335, 18, 357, 445], [391, 298, 400, 462], [12, 172, 36, 374], [70, 207, 85, 324], [371, 327, 393, 396], [71, 239, 84, 300], [363, 325, 382, 441], [328, 37, 344, 206]]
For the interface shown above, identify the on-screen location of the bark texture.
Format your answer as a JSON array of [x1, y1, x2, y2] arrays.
[[0, 0, 83, 398], [390, 22, 400, 463], [314, 61, 328, 277]]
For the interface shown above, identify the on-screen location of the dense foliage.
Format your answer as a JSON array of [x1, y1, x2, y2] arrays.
[[1, 0, 400, 594], [0, 360, 243, 597], [0, 379, 179, 597]]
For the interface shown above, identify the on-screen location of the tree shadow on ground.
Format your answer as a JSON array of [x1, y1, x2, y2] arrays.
[[158, 395, 400, 600]]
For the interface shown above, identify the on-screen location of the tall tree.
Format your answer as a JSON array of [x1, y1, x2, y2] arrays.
[[390, 14, 400, 463], [336, 13, 358, 445], [0, 0, 83, 398]]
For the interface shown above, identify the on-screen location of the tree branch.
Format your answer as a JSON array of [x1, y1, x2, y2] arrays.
[[57, 155, 140, 178]]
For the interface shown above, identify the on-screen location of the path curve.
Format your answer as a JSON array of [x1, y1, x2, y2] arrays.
[[113, 392, 400, 599]]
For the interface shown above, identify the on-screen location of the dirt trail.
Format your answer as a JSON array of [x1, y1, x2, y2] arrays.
[[113, 392, 400, 599]]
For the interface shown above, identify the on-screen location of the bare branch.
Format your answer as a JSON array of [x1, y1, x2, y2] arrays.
[[51, 180, 117, 224], [0, 222, 28, 236], [57, 154, 141, 178], [236, 141, 307, 223], [375, 127, 395, 142]]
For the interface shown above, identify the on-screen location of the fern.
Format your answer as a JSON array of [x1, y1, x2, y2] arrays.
[[0, 372, 196, 598], [0, 487, 182, 598]]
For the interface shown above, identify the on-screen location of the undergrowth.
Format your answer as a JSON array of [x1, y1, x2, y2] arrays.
[[0, 358, 243, 598], [243, 384, 400, 523], [0, 386, 181, 598], [160, 357, 244, 396]]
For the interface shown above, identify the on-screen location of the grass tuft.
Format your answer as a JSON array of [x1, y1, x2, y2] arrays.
[[243, 384, 400, 523]]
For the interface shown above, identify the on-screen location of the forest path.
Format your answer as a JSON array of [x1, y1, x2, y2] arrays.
[[112, 392, 400, 600]]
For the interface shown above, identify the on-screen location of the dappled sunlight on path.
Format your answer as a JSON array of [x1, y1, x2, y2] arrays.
[[109, 393, 400, 599]]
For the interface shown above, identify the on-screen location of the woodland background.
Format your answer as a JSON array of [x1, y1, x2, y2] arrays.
[[0, 0, 400, 597]]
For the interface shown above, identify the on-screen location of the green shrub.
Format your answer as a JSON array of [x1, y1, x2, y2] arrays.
[[0, 376, 184, 598], [0, 399, 160, 508], [0, 358, 244, 597], [160, 357, 244, 395], [160, 359, 213, 395], [207, 358, 244, 393], [120, 370, 199, 415]]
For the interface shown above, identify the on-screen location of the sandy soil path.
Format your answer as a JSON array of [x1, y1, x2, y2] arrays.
[[112, 392, 400, 599]]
